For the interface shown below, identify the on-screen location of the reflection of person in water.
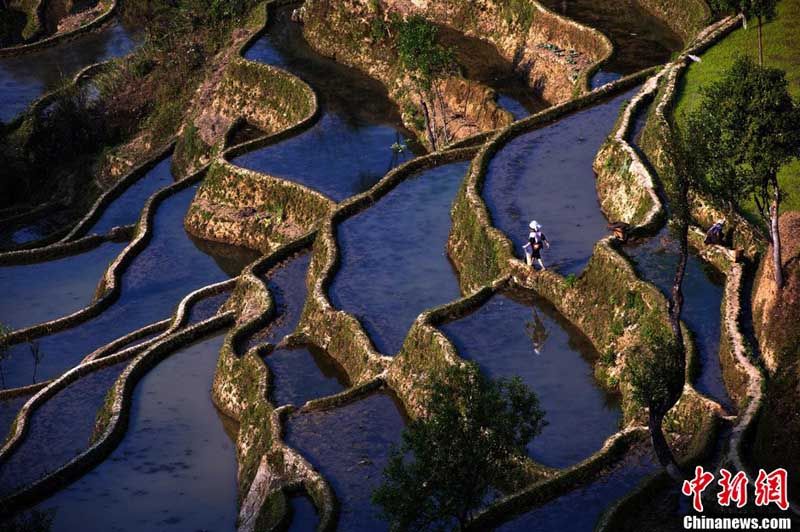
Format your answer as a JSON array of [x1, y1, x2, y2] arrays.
[[525, 308, 549, 355]]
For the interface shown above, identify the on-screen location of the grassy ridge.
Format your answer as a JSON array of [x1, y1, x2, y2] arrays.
[[674, 0, 800, 217]]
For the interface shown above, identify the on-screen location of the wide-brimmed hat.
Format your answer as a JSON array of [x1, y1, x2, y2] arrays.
[[529, 220, 541, 230]]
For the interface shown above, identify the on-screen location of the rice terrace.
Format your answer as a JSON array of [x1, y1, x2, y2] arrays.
[[0, 0, 799, 530]]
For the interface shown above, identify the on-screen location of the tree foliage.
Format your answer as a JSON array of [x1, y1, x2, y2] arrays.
[[373, 363, 545, 531], [682, 56, 800, 286], [391, 15, 455, 89], [626, 315, 684, 415], [711, 0, 778, 20]]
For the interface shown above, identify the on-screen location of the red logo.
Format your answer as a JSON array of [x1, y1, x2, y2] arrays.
[[717, 469, 748, 508], [681, 466, 790, 512], [754, 468, 789, 511], [682, 466, 715, 512]]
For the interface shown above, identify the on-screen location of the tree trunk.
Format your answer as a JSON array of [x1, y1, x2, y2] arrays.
[[649, 409, 684, 481], [757, 16, 764, 66], [770, 191, 784, 289]]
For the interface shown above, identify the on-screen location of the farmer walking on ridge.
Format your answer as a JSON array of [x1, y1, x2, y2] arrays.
[[523, 220, 550, 271]]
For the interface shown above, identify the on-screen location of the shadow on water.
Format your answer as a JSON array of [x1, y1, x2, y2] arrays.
[[484, 88, 639, 276], [232, 5, 421, 202], [284, 391, 408, 532], [0, 209, 77, 249], [245, 252, 311, 351], [0, 179, 258, 390], [33, 333, 239, 532], [440, 289, 621, 468], [329, 161, 470, 355], [266, 344, 349, 407], [437, 25, 548, 121], [539, 0, 682, 85], [0, 156, 175, 331], [0, 22, 139, 123], [497, 446, 659, 531], [286, 494, 319, 532]]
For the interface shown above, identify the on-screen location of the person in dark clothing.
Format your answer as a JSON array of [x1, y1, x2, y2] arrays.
[[705, 219, 725, 245], [523, 220, 550, 270]]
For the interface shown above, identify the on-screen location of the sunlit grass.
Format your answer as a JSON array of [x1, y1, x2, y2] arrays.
[[675, 0, 800, 220]]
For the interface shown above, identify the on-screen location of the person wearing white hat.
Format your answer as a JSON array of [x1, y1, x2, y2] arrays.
[[523, 220, 550, 270]]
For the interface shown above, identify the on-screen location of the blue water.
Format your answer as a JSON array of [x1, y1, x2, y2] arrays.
[[497, 448, 658, 531], [0, 22, 138, 123], [483, 88, 638, 275], [497, 94, 533, 121], [287, 495, 319, 532], [233, 112, 414, 202], [35, 333, 239, 532], [0, 240, 126, 331], [266, 345, 348, 407], [0, 360, 128, 496], [86, 156, 173, 235], [246, 253, 311, 350], [440, 292, 622, 467], [329, 161, 470, 355], [284, 392, 406, 532], [625, 230, 733, 412], [1, 184, 256, 389]]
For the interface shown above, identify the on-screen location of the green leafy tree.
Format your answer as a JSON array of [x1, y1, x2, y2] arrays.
[[626, 120, 697, 482], [626, 314, 685, 480], [391, 15, 455, 89], [373, 363, 545, 531], [683, 56, 800, 288], [711, 0, 778, 65]]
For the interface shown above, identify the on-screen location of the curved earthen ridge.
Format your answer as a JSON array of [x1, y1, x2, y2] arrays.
[[2, 2, 775, 529], [2, 165, 210, 346], [0, 0, 119, 58], [0, 279, 235, 516]]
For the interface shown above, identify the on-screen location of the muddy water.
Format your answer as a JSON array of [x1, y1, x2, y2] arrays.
[[540, 0, 682, 80], [440, 291, 621, 467], [0, 360, 127, 496], [0, 240, 126, 331], [0, 22, 138, 123], [0, 184, 257, 390], [284, 392, 407, 531], [497, 447, 658, 530], [483, 88, 638, 275], [625, 230, 733, 412], [232, 6, 420, 202], [35, 333, 239, 532], [0, 156, 174, 332], [329, 161, 470, 355]]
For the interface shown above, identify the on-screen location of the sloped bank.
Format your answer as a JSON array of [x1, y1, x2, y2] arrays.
[[299, 0, 611, 148]]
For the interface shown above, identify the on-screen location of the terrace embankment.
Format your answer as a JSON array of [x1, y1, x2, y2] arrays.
[[751, 212, 800, 499], [299, 0, 611, 148]]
